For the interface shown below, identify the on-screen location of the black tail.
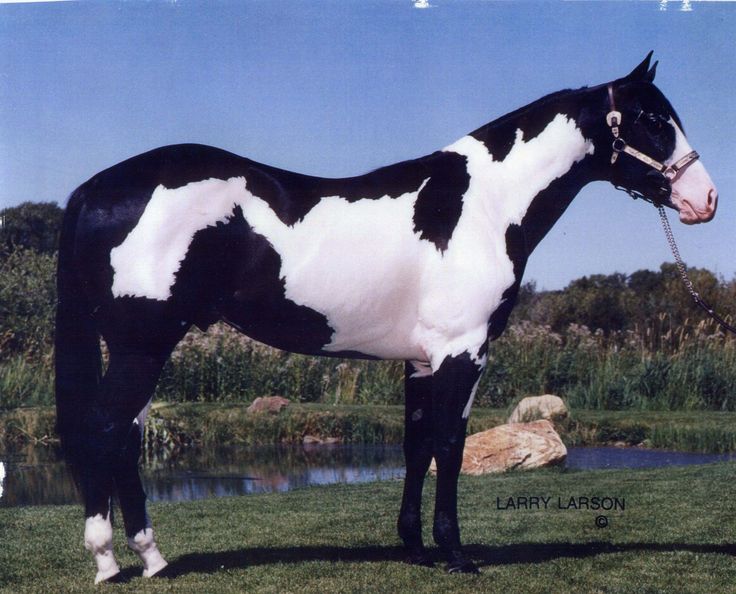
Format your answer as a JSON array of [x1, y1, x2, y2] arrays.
[[55, 189, 101, 463]]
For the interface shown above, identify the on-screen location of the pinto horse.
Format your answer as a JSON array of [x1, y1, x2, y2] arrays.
[[55, 53, 717, 583]]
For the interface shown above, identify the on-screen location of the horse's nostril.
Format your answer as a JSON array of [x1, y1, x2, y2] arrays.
[[707, 189, 717, 208]]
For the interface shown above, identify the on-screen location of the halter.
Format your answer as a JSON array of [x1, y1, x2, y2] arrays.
[[607, 84, 736, 336], [606, 84, 700, 203]]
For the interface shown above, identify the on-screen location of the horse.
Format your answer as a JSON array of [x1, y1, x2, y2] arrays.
[[55, 53, 717, 583]]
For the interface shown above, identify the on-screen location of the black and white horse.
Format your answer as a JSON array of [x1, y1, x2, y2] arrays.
[[55, 54, 717, 583]]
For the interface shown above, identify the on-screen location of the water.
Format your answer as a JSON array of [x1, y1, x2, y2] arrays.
[[565, 446, 736, 470], [1, 444, 734, 508], [0, 444, 406, 508]]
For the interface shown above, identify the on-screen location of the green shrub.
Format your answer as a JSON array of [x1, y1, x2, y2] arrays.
[[0, 249, 56, 359]]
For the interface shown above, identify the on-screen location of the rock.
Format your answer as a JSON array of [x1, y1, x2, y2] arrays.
[[430, 420, 567, 475], [246, 396, 290, 414], [508, 395, 568, 424]]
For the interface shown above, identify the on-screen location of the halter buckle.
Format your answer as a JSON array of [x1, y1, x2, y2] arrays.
[[662, 167, 677, 181], [606, 110, 622, 129]]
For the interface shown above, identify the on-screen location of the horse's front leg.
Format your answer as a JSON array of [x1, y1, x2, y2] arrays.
[[397, 362, 434, 566], [431, 352, 484, 574]]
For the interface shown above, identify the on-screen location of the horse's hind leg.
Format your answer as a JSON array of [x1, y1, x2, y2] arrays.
[[113, 400, 168, 578], [79, 315, 186, 583]]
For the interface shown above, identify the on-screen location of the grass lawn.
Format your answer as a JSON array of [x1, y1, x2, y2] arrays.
[[1, 463, 735, 593]]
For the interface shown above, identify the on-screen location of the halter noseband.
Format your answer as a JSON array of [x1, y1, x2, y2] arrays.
[[606, 84, 699, 202]]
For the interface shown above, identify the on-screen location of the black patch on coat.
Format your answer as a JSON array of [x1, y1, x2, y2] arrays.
[[200, 210, 337, 355], [411, 152, 469, 251], [160, 203, 337, 353], [487, 159, 595, 340], [487, 224, 528, 341], [79, 143, 439, 229], [168, 205, 251, 329]]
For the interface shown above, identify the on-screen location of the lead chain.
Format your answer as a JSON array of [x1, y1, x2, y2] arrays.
[[657, 205, 698, 300]]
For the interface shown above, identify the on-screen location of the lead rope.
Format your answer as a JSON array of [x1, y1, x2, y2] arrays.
[[657, 205, 736, 335]]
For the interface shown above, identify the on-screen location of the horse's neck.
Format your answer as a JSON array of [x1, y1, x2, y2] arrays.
[[444, 108, 597, 262]]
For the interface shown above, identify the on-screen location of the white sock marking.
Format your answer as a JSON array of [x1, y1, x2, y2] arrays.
[[84, 512, 120, 584], [128, 527, 168, 578]]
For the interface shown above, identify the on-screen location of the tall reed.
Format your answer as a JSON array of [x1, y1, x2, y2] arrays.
[[3, 317, 735, 412]]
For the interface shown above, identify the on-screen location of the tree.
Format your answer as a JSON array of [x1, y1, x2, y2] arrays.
[[0, 202, 64, 256]]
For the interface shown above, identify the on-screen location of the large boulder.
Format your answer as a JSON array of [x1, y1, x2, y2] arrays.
[[247, 396, 291, 414], [508, 394, 568, 424], [431, 420, 567, 475]]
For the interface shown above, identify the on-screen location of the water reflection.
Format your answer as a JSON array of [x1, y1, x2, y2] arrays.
[[0, 444, 406, 508], [2, 444, 735, 508], [142, 444, 406, 502]]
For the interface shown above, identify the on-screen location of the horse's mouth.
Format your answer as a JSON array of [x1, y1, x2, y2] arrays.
[[671, 192, 718, 225]]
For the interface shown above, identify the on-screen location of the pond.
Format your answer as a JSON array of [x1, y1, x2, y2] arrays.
[[1, 444, 734, 508]]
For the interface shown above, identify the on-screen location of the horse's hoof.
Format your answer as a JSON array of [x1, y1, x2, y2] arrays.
[[98, 570, 126, 584], [447, 559, 480, 574], [145, 562, 174, 579], [405, 551, 435, 568]]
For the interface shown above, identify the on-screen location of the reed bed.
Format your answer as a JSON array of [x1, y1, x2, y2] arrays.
[[152, 317, 736, 412], [3, 316, 736, 412]]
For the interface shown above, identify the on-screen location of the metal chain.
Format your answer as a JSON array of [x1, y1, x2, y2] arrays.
[[657, 205, 736, 335], [657, 205, 698, 298]]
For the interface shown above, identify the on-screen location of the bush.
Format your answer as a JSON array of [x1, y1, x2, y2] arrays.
[[0, 249, 56, 358]]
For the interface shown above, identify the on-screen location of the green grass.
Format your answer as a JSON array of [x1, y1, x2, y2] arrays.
[[563, 410, 736, 453], [1, 463, 735, 593]]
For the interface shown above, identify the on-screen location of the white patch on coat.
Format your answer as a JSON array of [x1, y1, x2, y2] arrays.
[[409, 360, 433, 378], [666, 118, 717, 223], [84, 512, 120, 584], [111, 177, 248, 300], [462, 353, 487, 419], [128, 527, 168, 578], [135, 398, 152, 431], [418, 113, 594, 369], [241, 182, 434, 360], [109, 114, 593, 370]]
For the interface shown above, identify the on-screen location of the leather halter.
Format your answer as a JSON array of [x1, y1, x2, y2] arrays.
[[606, 84, 699, 182]]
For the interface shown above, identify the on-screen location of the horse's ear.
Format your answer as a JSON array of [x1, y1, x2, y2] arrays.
[[644, 60, 658, 83], [625, 51, 654, 81]]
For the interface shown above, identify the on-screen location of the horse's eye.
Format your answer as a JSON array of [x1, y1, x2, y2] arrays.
[[644, 113, 666, 132]]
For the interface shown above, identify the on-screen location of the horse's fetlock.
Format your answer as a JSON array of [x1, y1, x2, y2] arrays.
[[127, 528, 168, 578], [84, 514, 120, 584]]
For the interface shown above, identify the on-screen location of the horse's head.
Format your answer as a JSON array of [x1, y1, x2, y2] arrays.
[[605, 53, 717, 224]]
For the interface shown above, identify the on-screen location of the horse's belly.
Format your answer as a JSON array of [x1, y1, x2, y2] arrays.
[[221, 292, 423, 361]]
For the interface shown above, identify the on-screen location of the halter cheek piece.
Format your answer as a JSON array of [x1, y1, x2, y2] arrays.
[[606, 84, 699, 203]]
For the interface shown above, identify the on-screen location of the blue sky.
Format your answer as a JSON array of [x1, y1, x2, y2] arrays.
[[1, 0, 734, 290]]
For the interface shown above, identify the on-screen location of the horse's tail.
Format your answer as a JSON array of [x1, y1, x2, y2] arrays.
[[55, 188, 101, 462]]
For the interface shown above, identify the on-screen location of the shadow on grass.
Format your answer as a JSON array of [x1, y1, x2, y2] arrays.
[[132, 541, 735, 580]]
